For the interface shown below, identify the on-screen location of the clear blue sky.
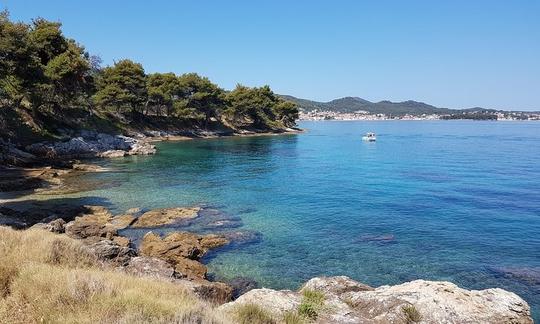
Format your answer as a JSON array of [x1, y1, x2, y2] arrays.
[[2, 0, 539, 110]]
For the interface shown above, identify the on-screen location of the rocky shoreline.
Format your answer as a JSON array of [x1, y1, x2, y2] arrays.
[[0, 129, 535, 323], [0, 128, 302, 196], [0, 201, 533, 323]]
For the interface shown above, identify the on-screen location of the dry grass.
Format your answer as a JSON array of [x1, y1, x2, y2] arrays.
[[402, 304, 422, 323], [234, 303, 276, 324], [0, 226, 231, 324]]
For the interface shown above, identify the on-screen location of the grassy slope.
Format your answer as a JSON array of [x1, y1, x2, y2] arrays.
[[0, 226, 231, 324]]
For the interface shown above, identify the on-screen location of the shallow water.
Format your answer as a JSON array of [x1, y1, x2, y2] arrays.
[[30, 121, 540, 320]]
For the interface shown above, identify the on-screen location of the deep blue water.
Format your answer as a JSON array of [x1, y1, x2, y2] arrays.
[[42, 121, 540, 319]]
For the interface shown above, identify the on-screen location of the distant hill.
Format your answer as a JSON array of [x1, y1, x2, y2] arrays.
[[279, 95, 488, 116]]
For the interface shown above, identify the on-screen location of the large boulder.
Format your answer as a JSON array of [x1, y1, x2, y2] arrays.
[[301, 275, 373, 295], [124, 256, 176, 280], [139, 231, 228, 280], [219, 276, 533, 324], [132, 207, 201, 228], [219, 288, 301, 316], [30, 218, 66, 233], [83, 239, 135, 266], [344, 279, 533, 324]]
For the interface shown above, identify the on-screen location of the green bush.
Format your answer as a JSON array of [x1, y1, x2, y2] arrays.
[[297, 289, 326, 321]]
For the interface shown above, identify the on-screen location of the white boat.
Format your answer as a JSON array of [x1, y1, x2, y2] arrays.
[[362, 132, 376, 141]]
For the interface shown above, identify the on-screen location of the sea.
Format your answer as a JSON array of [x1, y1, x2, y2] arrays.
[[24, 120, 540, 320]]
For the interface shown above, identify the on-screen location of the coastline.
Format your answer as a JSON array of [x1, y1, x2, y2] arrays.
[[0, 125, 536, 323]]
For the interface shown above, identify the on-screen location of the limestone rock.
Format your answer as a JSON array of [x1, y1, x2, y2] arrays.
[[174, 258, 208, 280], [139, 231, 228, 280], [64, 205, 115, 239], [71, 163, 107, 172], [344, 279, 533, 324], [126, 207, 141, 215], [132, 207, 201, 228], [219, 288, 301, 316], [140, 231, 228, 262], [219, 276, 533, 324], [65, 206, 135, 240], [124, 256, 175, 280], [112, 235, 131, 247], [109, 214, 136, 230], [25, 133, 156, 159], [98, 150, 126, 158], [30, 218, 66, 233], [84, 239, 135, 265], [301, 276, 373, 296]]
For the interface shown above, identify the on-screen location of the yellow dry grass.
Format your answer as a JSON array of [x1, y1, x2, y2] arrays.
[[0, 226, 232, 324]]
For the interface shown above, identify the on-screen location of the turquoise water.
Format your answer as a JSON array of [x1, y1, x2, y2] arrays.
[[52, 121, 540, 319]]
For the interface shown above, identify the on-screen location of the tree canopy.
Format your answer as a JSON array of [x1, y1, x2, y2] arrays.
[[0, 11, 298, 131]]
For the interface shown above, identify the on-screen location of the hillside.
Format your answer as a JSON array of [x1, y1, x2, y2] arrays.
[[279, 95, 455, 116]]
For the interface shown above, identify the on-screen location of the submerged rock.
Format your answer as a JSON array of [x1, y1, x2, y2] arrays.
[[228, 277, 259, 299], [222, 230, 263, 245], [493, 267, 540, 286], [98, 150, 126, 158], [204, 219, 243, 229], [132, 207, 201, 228], [357, 234, 395, 243], [220, 276, 533, 324]]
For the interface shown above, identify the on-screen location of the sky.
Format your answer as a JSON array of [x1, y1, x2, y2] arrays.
[[2, 0, 539, 111]]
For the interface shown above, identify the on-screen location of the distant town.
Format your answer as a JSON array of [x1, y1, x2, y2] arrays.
[[299, 110, 540, 121]]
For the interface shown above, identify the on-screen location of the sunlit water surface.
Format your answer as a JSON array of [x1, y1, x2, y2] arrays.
[[28, 121, 540, 320]]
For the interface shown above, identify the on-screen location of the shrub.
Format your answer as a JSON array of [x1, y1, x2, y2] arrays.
[[402, 305, 422, 323], [235, 303, 276, 324], [297, 289, 325, 321], [301, 289, 325, 305]]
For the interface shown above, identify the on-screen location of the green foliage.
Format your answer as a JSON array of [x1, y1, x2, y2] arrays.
[[0, 11, 91, 111], [302, 289, 325, 305], [93, 59, 147, 113], [234, 304, 276, 324], [146, 72, 180, 116], [297, 289, 325, 321], [401, 305, 422, 323], [225, 84, 298, 129], [298, 303, 318, 321], [0, 11, 297, 132], [176, 73, 224, 123]]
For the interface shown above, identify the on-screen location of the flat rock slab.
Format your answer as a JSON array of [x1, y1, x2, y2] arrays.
[[132, 207, 201, 228]]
